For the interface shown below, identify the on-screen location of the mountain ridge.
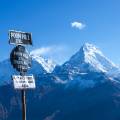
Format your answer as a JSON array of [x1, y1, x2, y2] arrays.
[[0, 43, 120, 87], [1, 43, 120, 120]]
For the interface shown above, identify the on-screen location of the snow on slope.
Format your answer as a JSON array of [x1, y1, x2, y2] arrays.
[[63, 43, 119, 73], [83, 43, 118, 72], [0, 49, 56, 86], [0, 43, 120, 88], [30, 50, 56, 73], [53, 43, 120, 88]]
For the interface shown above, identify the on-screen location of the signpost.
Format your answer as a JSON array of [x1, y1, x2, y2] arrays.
[[9, 30, 35, 120]]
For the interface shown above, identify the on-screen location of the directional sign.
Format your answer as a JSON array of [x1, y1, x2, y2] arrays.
[[12, 75, 35, 89], [9, 30, 32, 45], [10, 45, 31, 72]]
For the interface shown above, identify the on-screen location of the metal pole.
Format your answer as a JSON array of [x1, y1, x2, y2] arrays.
[[20, 72, 26, 120]]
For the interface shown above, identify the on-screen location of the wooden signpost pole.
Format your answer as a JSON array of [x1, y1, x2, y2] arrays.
[[22, 90, 26, 120], [20, 72, 26, 120]]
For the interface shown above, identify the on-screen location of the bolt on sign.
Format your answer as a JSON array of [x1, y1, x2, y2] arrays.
[[9, 30, 32, 45], [12, 75, 35, 89]]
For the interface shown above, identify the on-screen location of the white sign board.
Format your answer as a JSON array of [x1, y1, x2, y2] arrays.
[[12, 75, 35, 89]]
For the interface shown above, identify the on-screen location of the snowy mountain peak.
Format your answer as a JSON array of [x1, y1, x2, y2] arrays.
[[30, 50, 56, 73], [65, 43, 118, 73], [82, 43, 103, 55]]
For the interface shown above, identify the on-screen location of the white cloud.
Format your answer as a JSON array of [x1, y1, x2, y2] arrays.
[[30, 45, 68, 64], [71, 21, 86, 30], [30, 47, 52, 56]]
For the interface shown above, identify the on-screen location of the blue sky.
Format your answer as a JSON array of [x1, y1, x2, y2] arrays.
[[0, 0, 120, 64]]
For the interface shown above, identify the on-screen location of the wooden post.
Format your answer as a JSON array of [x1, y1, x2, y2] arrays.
[[20, 72, 26, 120], [22, 90, 26, 120]]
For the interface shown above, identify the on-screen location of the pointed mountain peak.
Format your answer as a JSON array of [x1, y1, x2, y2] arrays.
[[80, 43, 105, 62], [80, 43, 103, 56], [70, 43, 103, 63], [64, 43, 118, 73], [83, 42, 96, 47]]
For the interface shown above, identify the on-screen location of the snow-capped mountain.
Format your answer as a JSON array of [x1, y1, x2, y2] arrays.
[[0, 43, 120, 88], [30, 50, 56, 73], [53, 43, 120, 88], [1, 43, 120, 120], [54, 43, 119, 74]]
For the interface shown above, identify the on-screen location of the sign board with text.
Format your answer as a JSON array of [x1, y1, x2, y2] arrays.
[[9, 30, 32, 45], [10, 45, 31, 72], [12, 75, 35, 89]]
